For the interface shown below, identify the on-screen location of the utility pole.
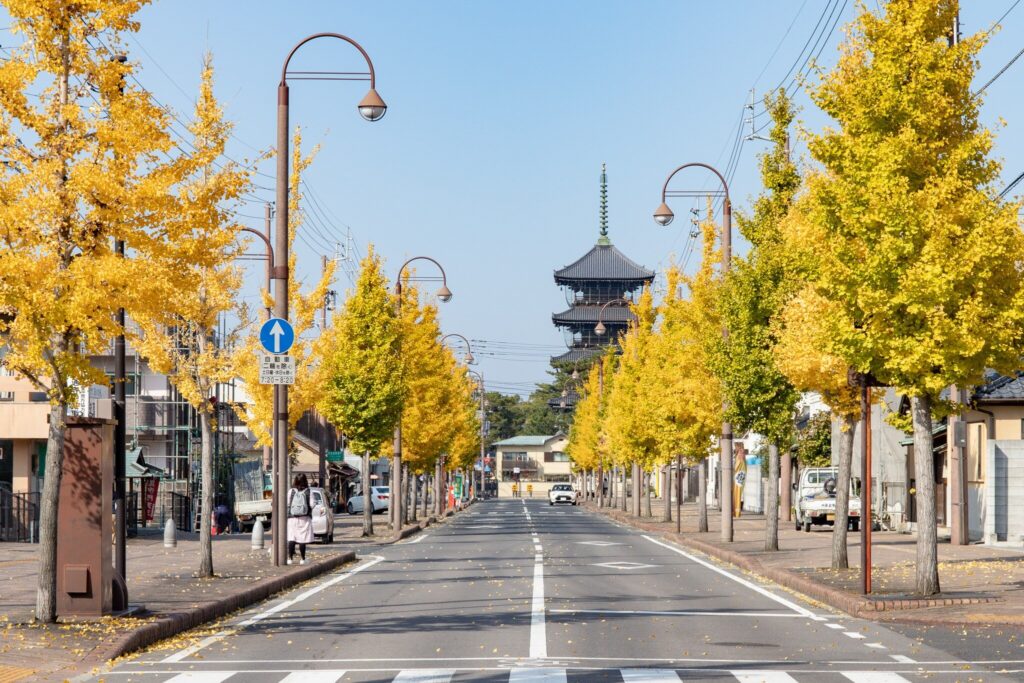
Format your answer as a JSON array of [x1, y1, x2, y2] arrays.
[[263, 203, 273, 472], [318, 255, 330, 490]]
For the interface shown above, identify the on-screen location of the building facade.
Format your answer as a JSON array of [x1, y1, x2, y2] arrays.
[[494, 434, 570, 486]]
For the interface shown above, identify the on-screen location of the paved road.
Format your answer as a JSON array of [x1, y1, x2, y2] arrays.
[[85, 499, 1023, 682]]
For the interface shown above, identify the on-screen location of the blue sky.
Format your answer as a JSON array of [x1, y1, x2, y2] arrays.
[[7, 1, 1023, 396]]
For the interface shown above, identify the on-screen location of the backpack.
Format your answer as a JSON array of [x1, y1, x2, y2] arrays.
[[288, 488, 310, 517]]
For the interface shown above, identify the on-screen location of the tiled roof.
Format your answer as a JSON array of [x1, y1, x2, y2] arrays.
[[974, 370, 1024, 402], [552, 305, 635, 326], [492, 435, 557, 447], [554, 244, 654, 283], [550, 348, 604, 365]]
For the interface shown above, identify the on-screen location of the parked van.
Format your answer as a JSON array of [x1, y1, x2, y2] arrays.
[[793, 467, 862, 532]]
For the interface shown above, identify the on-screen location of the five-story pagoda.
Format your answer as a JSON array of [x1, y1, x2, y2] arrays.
[[552, 165, 654, 373]]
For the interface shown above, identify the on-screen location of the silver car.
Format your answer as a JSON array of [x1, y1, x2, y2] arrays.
[[346, 486, 390, 515], [309, 487, 335, 544]]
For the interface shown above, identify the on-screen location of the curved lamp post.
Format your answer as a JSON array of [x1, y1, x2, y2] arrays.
[[591, 297, 635, 508], [393, 257, 451, 531], [466, 370, 487, 501], [654, 162, 734, 543], [272, 33, 385, 566], [440, 332, 475, 365]]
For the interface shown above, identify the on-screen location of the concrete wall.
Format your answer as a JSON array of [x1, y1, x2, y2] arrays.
[[985, 439, 1024, 545]]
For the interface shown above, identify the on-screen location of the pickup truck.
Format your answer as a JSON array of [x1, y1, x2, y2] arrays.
[[794, 466, 861, 532]]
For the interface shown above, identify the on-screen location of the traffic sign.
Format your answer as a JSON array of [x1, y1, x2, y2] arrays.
[[259, 353, 295, 385], [259, 318, 295, 355]]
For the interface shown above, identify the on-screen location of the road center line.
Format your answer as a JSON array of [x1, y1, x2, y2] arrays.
[[161, 555, 385, 664], [530, 552, 547, 659], [642, 535, 816, 618], [550, 608, 804, 618]]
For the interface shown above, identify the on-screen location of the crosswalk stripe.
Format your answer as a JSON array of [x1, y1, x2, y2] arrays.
[[841, 673, 912, 682], [507, 669, 568, 682], [164, 674, 236, 683], [730, 673, 799, 683], [619, 668, 682, 682], [278, 671, 347, 683], [391, 669, 456, 683]]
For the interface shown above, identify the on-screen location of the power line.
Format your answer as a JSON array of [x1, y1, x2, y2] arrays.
[[974, 45, 1024, 95]]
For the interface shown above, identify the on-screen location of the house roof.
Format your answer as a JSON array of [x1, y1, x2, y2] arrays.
[[124, 447, 164, 478], [554, 244, 654, 283], [974, 370, 1024, 402], [492, 435, 559, 447]]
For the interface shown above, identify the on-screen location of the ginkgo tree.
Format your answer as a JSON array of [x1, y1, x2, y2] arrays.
[[0, 0, 231, 622], [798, 0, 1024, 594], [712, 91, 801, 551], [318, 248, 403, 537], [133, 55, 251, 579]]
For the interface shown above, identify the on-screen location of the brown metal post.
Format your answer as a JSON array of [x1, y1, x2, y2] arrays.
[[861, 385, 872, 594], [318, 254, 329, 490], [720, 198, 734, 542], [781, 445, 792, 521], [273, 80, 290, 567], [263, 204, 273, 473]]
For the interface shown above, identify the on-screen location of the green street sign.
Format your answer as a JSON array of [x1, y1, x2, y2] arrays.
[[326, 450, 344, 463]]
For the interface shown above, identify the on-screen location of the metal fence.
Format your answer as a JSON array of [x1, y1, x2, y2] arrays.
[[0, 489, 40, 543]]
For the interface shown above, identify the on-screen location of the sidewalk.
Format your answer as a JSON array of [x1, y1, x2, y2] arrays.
[[587, 498, 1024, 627], [0, 508, 446, 683]]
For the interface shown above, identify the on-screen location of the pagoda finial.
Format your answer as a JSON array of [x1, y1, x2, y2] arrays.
[[597, 162, 610, 245]]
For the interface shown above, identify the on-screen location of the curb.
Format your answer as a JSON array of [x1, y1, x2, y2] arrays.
[[590, 505, 1009, 626], [83, 550, 357, 669]]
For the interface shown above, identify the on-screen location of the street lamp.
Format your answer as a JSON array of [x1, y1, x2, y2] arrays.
[[394, 256, 452, 531], [440, 332, 475, 365], [467, 370, 486, 501], [593, 297, 632, 338], [654, 162, 733, 543], [272, 33, 385, 566]]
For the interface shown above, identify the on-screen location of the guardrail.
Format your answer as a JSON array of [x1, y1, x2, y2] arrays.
[[0, 489, 39, 542]]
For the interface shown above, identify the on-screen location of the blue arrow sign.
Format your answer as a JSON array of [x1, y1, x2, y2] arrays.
[[259, 318, 295, 355]]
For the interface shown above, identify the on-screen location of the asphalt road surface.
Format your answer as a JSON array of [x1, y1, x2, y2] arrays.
[[86, 499, 1024, 682]]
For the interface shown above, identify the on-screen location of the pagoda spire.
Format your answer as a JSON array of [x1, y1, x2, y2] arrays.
[[597, 162, 610, 245]]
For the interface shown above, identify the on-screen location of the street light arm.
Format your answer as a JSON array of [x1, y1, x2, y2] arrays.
[[280, 32, 377, 87], [396, 255, 451, 301], [660, 162, 731, 205], [239, 226, 275, 265], [596, 297, 631, 325]]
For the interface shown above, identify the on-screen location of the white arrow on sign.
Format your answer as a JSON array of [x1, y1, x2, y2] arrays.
[[269, 320, 285, 353]]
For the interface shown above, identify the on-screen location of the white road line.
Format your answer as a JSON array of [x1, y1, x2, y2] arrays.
[[843, 631, 867, 640], [826, 623, 845, 630], [403, 533, 429, 544], [889, 655, 916, 663], [392, 670, 455, 683], [731, 672, 798, 683], [508, 668, 567, 682], [530, 553, 547, 659], [161, 555, 385, 664], [550, 608, 803, 618], [642, 536, 817, 618], [619, 668, 682, 681], [534, 545, 543, 552], [279, 672, 348, 683], [164, 674, 236, 683], [865, 643, 887, 650], [842, 673, 912, 682]]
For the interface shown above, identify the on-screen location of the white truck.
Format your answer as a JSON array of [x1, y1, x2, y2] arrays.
[[793, 466, 862, 532], [233, 459, 272, 532]]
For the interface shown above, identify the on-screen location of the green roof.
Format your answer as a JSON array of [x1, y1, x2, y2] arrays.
[[492, 435, 557, 447]]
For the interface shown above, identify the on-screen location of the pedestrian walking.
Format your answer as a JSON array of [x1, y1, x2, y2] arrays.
[[287, 473, 314, 565]]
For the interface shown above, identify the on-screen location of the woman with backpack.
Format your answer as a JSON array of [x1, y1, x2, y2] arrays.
[[287, 473, 314, 565]]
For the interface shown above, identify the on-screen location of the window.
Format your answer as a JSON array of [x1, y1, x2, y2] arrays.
[[503, 451, 530, 462], [0, 391, 13, 402], [544, 452, 569, 463]]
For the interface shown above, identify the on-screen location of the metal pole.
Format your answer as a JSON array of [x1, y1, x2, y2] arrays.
[[861, 384, 872, 594], [318, 255, 328, 490], [272, 80, 290, 567], [720, 199, 734, 542], [114, 236, 127, 582], [263, 204, 273, 472], [597, 358, 604, 508], [479, 374, 485, 499], [392, 280, 403, 532]]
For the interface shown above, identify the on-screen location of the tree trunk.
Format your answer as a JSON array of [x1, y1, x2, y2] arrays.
[[391, 450, 402, 533], [410, 469, 418, 522], [765, 443, 780, 552], [422, 472, 429, 519], [676, 457, 683, 534], [832, 413, 856, 569], [662, 466, 672, 523], [698, 458, 708, 533], [402, 464, 411, 526], [197, 410, 215, 577], [362, 452, 373, 536], [912, 395, 940, 595], [435, 460, 443, 516], [644, 471, 652, 518], [36, 402, 68, 623], [622, 467, 629, 512], [611, 466, 617, 508]]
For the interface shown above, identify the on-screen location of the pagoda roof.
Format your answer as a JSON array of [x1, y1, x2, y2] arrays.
[[552, 305, 635, 326], [550, 347, 603, 365], [554, 243, 654, 284]]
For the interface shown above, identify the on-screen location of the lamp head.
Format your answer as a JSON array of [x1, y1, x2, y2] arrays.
[[571, 369, 580, 380], [436, 284, 453, 303], [653, 202, 675, 226], [594, 321, 606, 336], [465, 351, 475, 365], [358, 88, 387, 122]]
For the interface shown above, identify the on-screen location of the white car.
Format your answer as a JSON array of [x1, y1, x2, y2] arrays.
[[549, 483, 578, 506], [347, 486, 390, 515], [308, 487, 335, 544], [794, 467, 861, 532]]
